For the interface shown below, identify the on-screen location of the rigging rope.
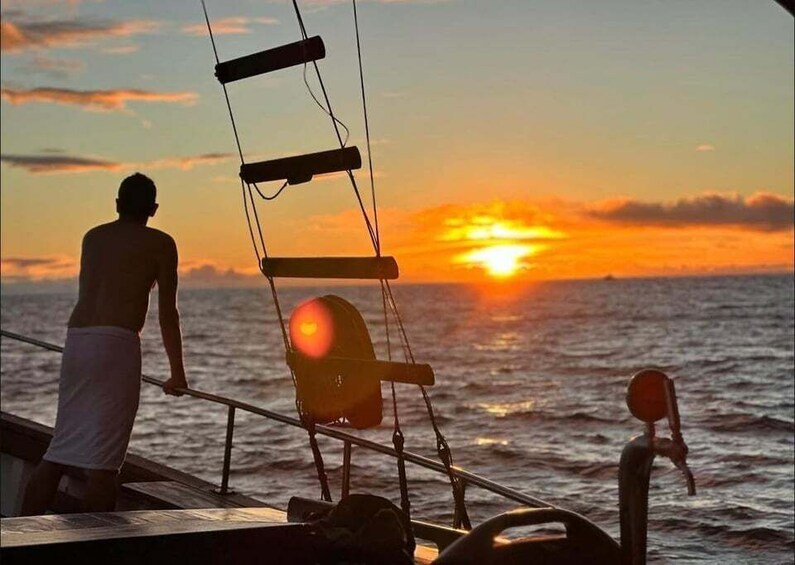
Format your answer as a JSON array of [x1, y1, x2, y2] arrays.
[[352, 0, 381, 255], [204, 0, 332, 501], [200, 0, 245, 164], [202, 0, 468, 523], [290, 0, 380, 253]]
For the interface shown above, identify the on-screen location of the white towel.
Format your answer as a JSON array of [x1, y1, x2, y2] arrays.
[[43, 326, 142, 471]]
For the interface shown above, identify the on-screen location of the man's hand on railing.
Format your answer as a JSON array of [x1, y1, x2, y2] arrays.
[[163, 373, 188, 397]]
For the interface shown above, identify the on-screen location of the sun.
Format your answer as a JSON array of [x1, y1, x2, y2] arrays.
[[459, 244, 535, 279]]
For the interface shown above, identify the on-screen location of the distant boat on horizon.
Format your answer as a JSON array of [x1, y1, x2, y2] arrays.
[[604, 274, 616, 281]]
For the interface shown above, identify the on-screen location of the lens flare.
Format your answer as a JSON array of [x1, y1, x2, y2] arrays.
[[290, 299, 334, 358]]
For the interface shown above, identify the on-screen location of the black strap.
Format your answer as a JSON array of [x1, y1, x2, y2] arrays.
[[392, 429, 411, 519], [437, 437, 471, 530], [306, 423, 332, 502]]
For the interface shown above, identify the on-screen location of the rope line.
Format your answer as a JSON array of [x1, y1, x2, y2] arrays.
[[253, 180, 289, 201], [352, 0, 381, 255], [202, 0, 468, 524], [201, 0, 245, 163]]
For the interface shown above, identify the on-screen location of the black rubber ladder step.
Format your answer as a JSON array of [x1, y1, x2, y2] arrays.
[[215, 36, 325, 84], [260, 257, 398, 280], [286, 352, 435, 386], [240, 147, 361, 185]]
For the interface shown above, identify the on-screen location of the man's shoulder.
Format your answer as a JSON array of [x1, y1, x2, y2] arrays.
[[144, 227, 177, 259], [85, 221, 114, 234], [84, 223, 176, 252], [143, 226, 176, 244]]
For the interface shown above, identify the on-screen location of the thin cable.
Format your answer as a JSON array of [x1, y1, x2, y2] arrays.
[[200, 0, 221, 64], [253, 180, 289, 201], [291, 0, 309, 39], [352, 0, 381, 255], [201, 0, 245, 163], [303, 63, 351, 147], [290, 0, 379, 252], [246, 184, 269, 260], [241, 178, 264, 263]]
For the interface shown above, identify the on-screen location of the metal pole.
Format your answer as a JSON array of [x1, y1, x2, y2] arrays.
[[342, 440, 352, 499], [217, 405, 236, 495]]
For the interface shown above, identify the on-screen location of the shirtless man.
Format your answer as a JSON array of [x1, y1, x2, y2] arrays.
[[20, 172, 188, 515]]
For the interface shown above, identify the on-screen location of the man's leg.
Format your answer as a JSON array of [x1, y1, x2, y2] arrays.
[[83, 469, 118, 512], [20, 460, 65, 516]]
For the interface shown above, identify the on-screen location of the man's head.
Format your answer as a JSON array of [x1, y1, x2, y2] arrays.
[[116, 173, 158, 220]]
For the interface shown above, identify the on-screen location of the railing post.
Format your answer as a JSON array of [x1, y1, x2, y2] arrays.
[[215, 405, 236, 495], [341, 440, 352, 499]]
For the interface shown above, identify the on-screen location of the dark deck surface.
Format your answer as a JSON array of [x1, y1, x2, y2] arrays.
[[1, 507, 288, 547], [1, 507, 439, 564], [1, 508, 315, 564]]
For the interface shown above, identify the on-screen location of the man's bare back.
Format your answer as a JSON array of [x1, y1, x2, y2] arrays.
[[68, 220, 177, 333], [21, 172, 187, 516]]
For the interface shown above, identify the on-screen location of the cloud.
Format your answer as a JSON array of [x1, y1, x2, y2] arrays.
[[182, 16, 279, 36], [301, 0, 449, 5], [15, 54, 85, 78], [0, 16, 159, 53], [0, 259, 263, 290], [146, 153, 235, 171], [590, 192, 794, 232], [1, 151, 234, 174], [101, 44, 140, 54], [2, 257, 63, 268], [179, 262, 260, 288], [0, 255, 77, 281], [0, 153, 122, 173], [695, 144, 715, 152], [0, 86, 198, 111], [1, 1, 104, 7]]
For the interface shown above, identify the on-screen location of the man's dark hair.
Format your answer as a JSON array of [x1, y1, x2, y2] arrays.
[[118, 173, 156, 215]]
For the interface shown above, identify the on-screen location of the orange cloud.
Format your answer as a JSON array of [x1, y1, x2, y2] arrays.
[[146, 153, 234, 171], [178, 261, 260, 288], [0, 86, 198, 112], [182, 17, 279, 36], [0, 255, 77, 281], [274, 196, 792, 283], [1, 17, 159, 53]]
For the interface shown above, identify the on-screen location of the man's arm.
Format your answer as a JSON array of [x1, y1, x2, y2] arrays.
[[157, 235, 188, 396]]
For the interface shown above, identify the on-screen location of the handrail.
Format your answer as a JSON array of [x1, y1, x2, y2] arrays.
[[0, 329, 554, 510]]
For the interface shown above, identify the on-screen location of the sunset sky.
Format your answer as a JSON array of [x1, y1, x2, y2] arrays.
[[1, 0, 793, 288]]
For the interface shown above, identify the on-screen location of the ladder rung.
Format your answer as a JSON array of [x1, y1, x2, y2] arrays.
[[286, 352, 435, 386], [261, 257, 398, 279], [240, 147, 361, 185], [215, 36, 326, 84]]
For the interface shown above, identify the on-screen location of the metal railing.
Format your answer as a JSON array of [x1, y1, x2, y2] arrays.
[[0, 329, 554, 515]]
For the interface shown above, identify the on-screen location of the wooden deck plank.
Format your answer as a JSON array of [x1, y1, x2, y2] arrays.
[[2, 515, 315, 565], [1, 507, 288, 548], [414, 544, 439, 564], [120, 481, 256, 510]]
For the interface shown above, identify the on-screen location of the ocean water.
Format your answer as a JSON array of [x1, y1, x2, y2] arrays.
[[1, 274, 793, 563]]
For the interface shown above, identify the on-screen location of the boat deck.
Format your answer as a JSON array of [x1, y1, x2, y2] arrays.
[[1, 507, 437, 564], [1, 508, 310, 564], [1, 412, 438, 564]]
